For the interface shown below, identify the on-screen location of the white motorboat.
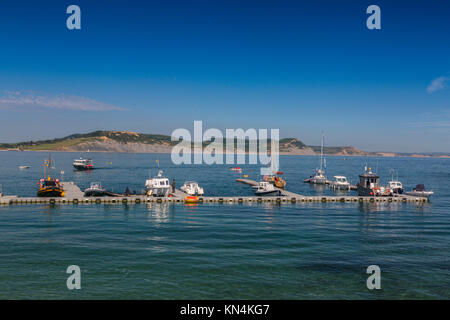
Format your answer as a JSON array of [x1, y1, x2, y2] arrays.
[[18, 165, 30, 169], [330, 176, 351, 190], [386, 169, 404, 194], [73, 158, 94, 170], [405, 184, 434, 199], [254, 181, 281, 196], [180, 181, 204, 196], [145, 170, 171, 197], [387, 181, 404, 195], [84, 182, 107, 197]]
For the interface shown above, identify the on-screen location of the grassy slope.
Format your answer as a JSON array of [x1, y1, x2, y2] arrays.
[[25, 137, 97, 151]]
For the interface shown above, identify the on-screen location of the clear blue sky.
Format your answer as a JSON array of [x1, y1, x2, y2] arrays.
[[0, 0, 449, 152]]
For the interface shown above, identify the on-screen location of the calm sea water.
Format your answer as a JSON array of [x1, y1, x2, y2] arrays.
[[0, 152, 449, 299]]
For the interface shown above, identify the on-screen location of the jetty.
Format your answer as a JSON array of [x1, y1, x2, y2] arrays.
[[0, 180, 430, 206], [236, 178, 302, 198]]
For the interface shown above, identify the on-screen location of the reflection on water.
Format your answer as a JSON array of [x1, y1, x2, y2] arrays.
[[0, 153, 449, 299], [333, 189, 352, 196], [309, 183, 327, 194], [358, 201, 432, 214], [145, 202, 172, 223], [358, 202, 403, 213]]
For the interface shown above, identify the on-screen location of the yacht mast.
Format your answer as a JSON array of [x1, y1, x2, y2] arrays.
[[320, 131, 324, 172], [271, 139, 274, 174]]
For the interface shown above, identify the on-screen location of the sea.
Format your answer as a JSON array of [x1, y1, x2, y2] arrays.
[[0, 151, 449, 299]]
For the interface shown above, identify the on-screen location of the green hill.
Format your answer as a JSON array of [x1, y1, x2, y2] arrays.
[[0, 130, 369, 155]]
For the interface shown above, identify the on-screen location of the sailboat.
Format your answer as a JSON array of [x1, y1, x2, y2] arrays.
[[304, 131, 328, 184], [37, 156, 65, 197]]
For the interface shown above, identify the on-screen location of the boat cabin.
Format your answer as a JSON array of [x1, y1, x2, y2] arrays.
[[358, 170, 379, 189], [183, 181, 198, 188], [388, 181, 403, 189], [145, 170, 170, 188], [334, 176, 348, 184], [40, 178, 60, 187]]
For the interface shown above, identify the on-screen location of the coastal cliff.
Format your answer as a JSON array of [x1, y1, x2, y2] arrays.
[[1, 130, 444, 157]]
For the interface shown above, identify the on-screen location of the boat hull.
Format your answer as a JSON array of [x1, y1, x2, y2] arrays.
[[84, 189, 107, 197], [254, 189, 281, 196], [357, 185, 373, 196], [304, 177, 328, 185], [37, 187, 65, 197], [73, 164, 93, 171], [331, 183, 351, 190], [312, 177, 327, 184], [405, 191, 433, 198]]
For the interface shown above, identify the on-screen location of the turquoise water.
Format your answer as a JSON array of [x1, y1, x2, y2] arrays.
[[0, 152, 449, 299]]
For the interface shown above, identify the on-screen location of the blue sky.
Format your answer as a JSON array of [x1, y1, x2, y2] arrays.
[[0, 0, 449, 152]]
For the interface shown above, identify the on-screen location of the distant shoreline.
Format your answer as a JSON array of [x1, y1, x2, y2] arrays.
[[1, 148, 449, 159], [1, 131, 448, 158]]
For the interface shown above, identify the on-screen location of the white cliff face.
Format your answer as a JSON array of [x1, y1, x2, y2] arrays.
[[63, 140, 367, 155], [280, 147, 316, 155]]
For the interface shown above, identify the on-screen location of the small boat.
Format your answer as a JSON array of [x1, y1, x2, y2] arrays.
[[356, 165, 390, 196], [330, 176, 351, 190], [386, 169, 404, 195], [230, 167, 242, 173], [145, 170, 171, 197], [18, 166, 30, 169], [37, 156, 65, 197], [387, 181, 404, 195], [304, 131, 328, 184], [73, 158, 94, 171], [84, 182, 107, 197], [254, 181, 281, 196], [405, 184, 434, 199], [263, 173, 286, 188], [38, 178, 65, 197], [180, 181, 204, 196], [304, 168, 327, 184], [357, 166, 380, 196]]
